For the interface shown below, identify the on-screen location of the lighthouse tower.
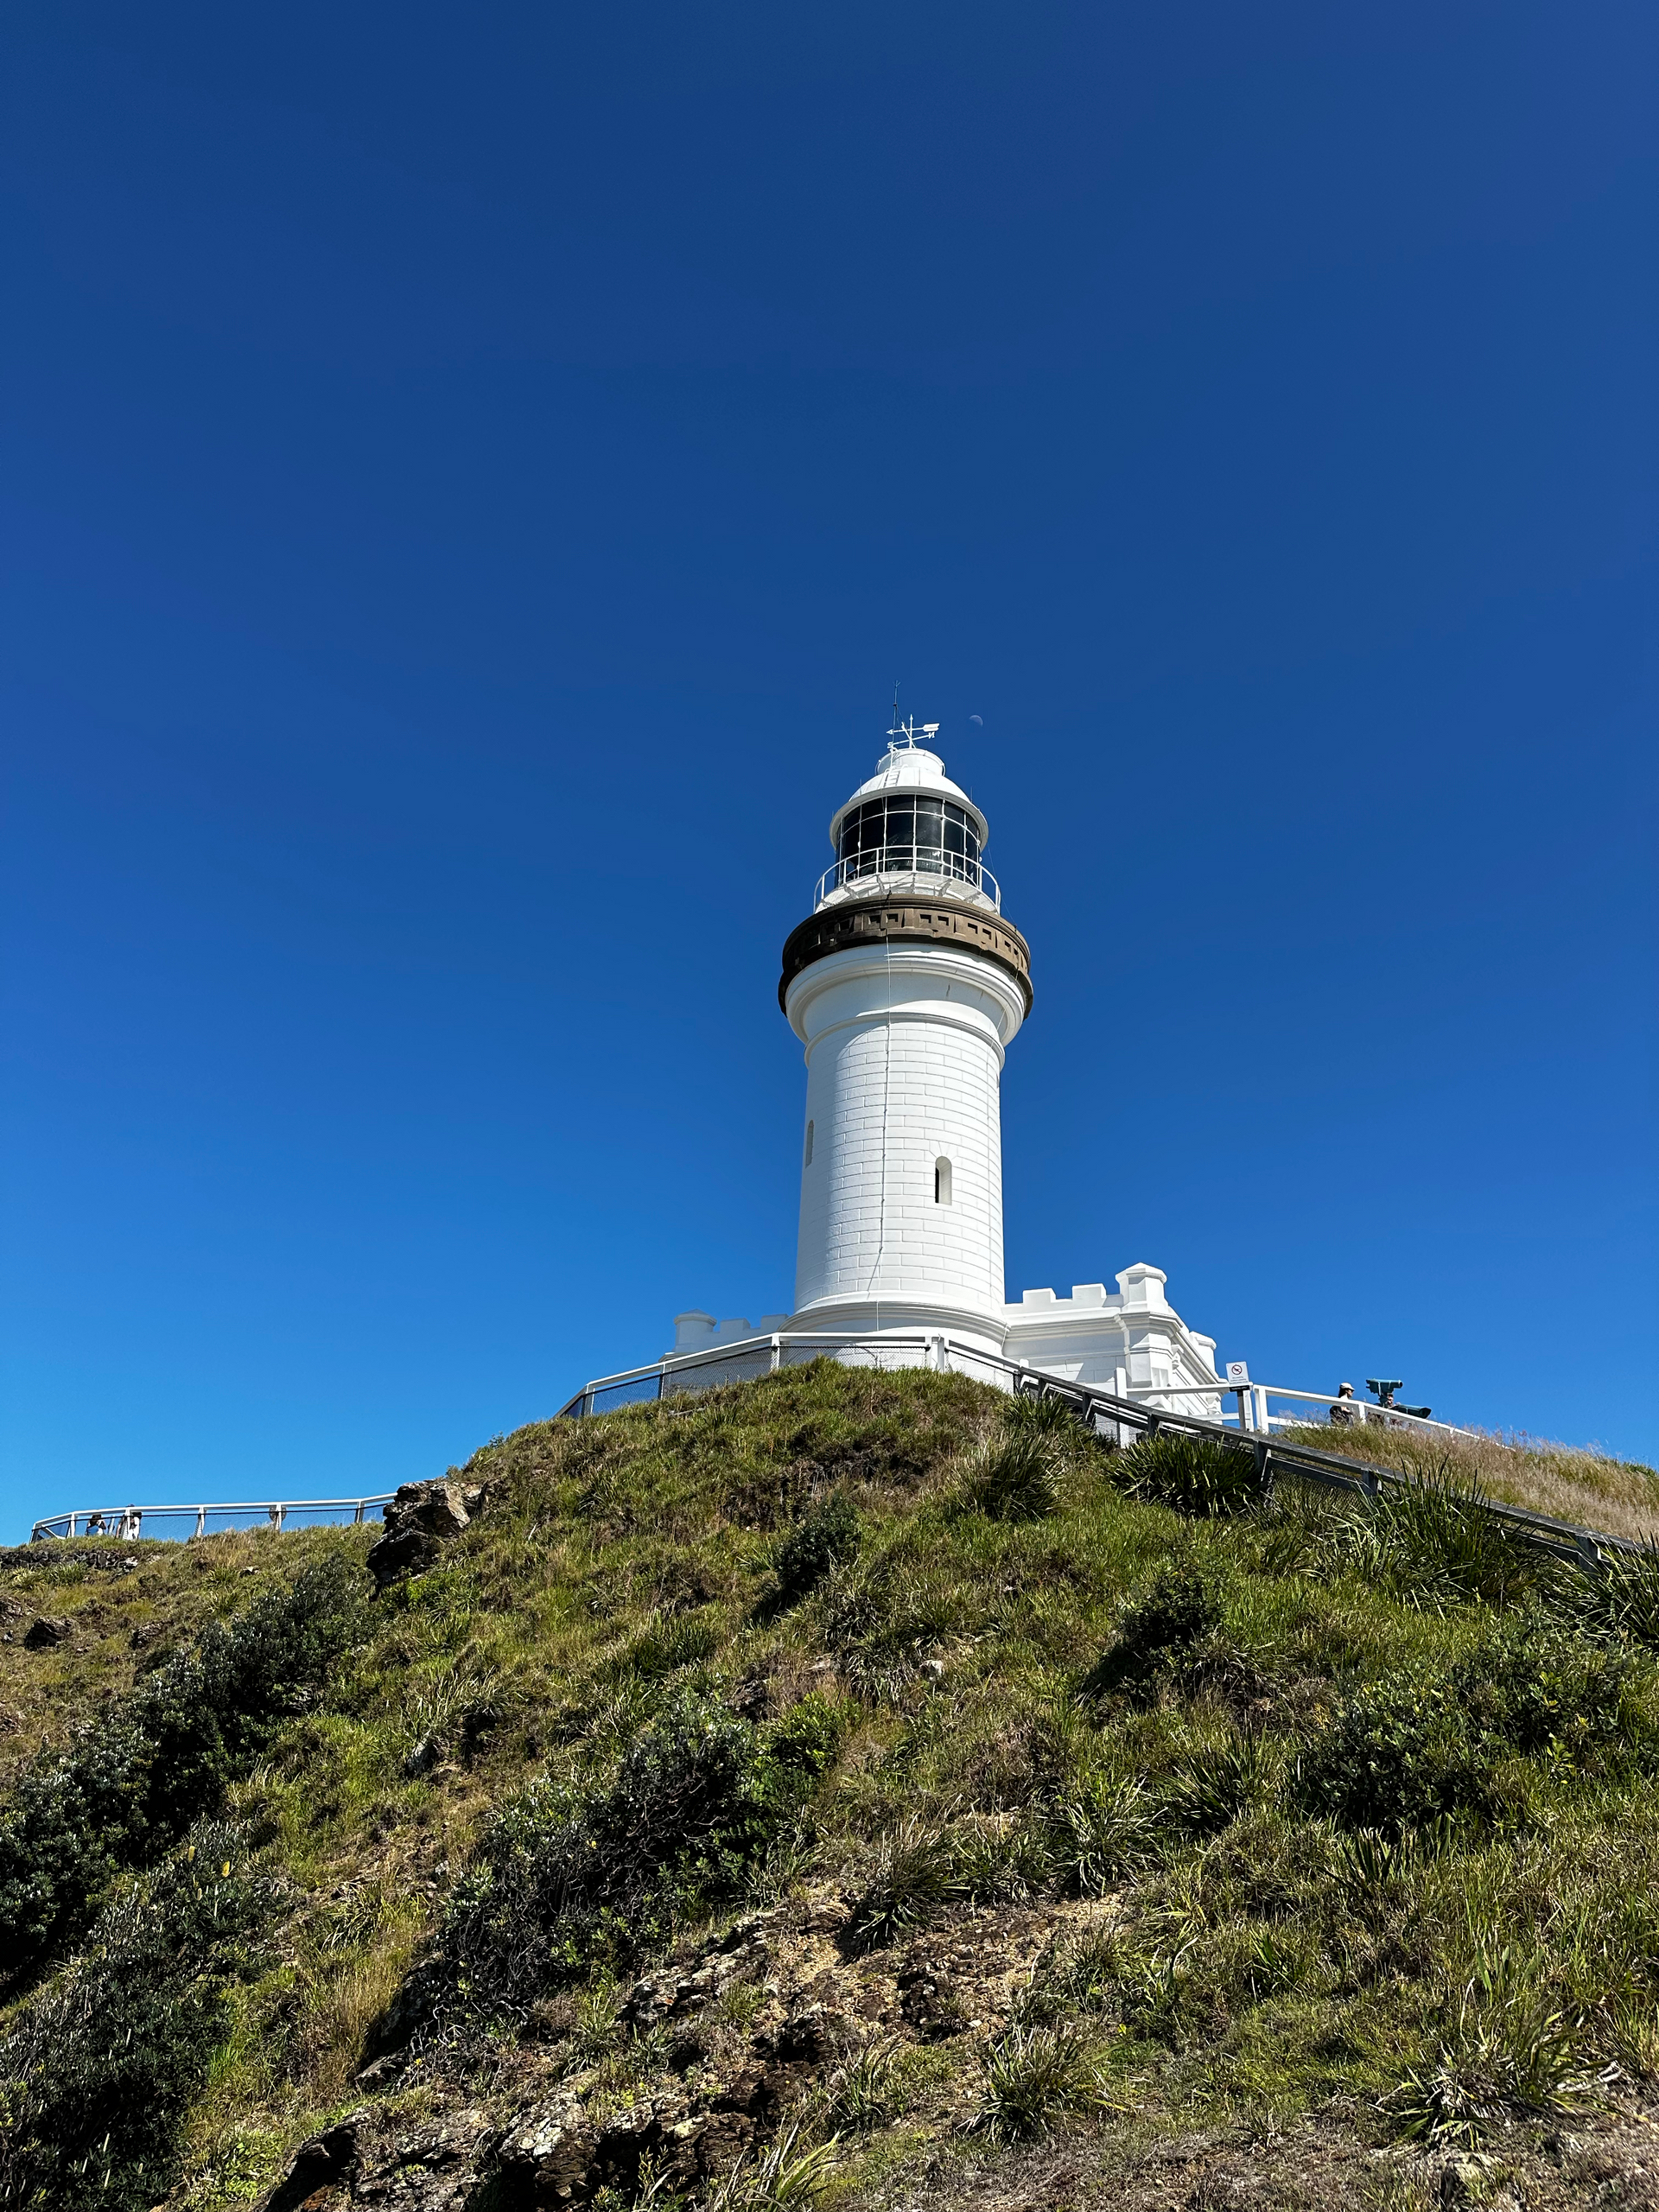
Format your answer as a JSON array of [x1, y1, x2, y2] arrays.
[[777, 715, 1033, 1350], [664, 709, 1221, 1418]]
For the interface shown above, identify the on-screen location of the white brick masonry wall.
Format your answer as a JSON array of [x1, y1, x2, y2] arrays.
[[787, 942, 1027, 1320]]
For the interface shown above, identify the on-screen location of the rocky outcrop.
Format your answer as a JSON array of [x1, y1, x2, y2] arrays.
[[22, 1615, 72, 1650], [622, 1910, 776, 2030], [253, 2109, 365, 2210], [497, 2096, 599, 2205], [366, 1478, 487, 1588]]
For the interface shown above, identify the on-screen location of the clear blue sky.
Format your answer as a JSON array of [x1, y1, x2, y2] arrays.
[[3, 5, 1655, 1537]]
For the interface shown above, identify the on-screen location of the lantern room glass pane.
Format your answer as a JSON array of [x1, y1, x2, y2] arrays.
[[834, 792, 984, 888]]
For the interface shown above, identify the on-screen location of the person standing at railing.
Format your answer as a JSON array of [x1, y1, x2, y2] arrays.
[[1330, 1382, 1359, 1427]]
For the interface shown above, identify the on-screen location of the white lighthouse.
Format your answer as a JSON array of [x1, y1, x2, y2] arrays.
[[668, 711, 1223, 1412], [779, 716, 1029, 1352]]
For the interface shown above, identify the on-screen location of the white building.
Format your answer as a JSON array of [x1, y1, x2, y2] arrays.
[[669, 716, 1222, 1414]]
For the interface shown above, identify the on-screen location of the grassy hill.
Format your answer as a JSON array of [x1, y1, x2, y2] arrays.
[[3, 1365, 1659, 2212]]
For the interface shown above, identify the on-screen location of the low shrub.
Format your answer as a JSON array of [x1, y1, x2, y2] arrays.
[[1298, 1615, 1647, 1834], [1465, 1613, 1643, 1762], [430, 1690, 810, 2028], [766, 1693, 855, 1779], [1080, 1558, 1226, 1700], [1113, 1433, 1262, 1517], [969, 2022, 1111, 2141], [0, 1823, 269, 2212], [773, 1493, 860, 1605], [0, 1554, 363, 1982], [1300, 1672, 1500, 1835]]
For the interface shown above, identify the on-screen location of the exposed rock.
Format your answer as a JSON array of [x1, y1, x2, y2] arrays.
[[404, 1732, 444, 1777], [622, 1915, 774, 2030], [897, 1948, 969, 2038], [771, 2000, 845, 2063], [348, 2109, 499, 2210], [367, 1478, 488, 1589], [22, 1615, 71, 1650], [359, 1957, 448, 2062], [254, 2108, 364, 2211], [499, 2095, 596, 2204], [793, 1897, 849, 1935], [353, 2050, 404, 2090]]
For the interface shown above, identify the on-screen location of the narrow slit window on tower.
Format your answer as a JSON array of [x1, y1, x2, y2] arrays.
[[804, 1120, 814, 1167], [934, 1156, 952, 1205]]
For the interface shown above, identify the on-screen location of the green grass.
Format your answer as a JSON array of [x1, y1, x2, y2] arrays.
[[4, 1360, 1659, 2210]]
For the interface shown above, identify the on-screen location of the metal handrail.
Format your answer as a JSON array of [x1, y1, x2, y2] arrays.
[[1015, 1370, 1639, 1563], [815, 850, 1001, 912], [30, 1493, 397, 1542], [1116, 1376, 1476, 1443], [556, 1330, 1643, 1563]]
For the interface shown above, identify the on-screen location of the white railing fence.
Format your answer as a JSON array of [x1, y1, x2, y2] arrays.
[[557, 1330, 1630, 1563], [29, 1495, 397, 1543], [17, 1343, 1478, 1550], [1142, 1377, 1472, 1444], [556, 1331, 1471, 1444]]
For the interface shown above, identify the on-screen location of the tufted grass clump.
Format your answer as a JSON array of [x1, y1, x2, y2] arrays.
[[1328, 1468, 1541, 1613], [969, 2021, 1114, 2140], [1391, 1944, 1611, 2145], [954, 1427, 1065, 1523], [821, 2037, 906, 2131], [846, 1815, 963, 1951], [1557, 1540, 1659, 1649], [1114, 1432, 1262, 1516]]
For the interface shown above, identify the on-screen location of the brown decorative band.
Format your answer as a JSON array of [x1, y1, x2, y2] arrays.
[[779, 896, 1033, 1014]]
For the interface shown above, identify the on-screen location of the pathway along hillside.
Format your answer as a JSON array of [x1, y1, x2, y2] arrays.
[[3, 1360, 1659, 2212]]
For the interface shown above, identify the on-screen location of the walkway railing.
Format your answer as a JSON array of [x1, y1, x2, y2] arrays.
[[31, 1344, 1615, 1565], [30, 1494, 397, 1542], [556, 1333, 1467, 1442], [556, 1330, 1639, 1564], [1142, 1377, 1472, 1443]]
